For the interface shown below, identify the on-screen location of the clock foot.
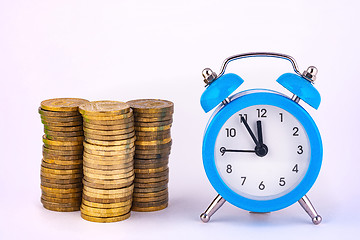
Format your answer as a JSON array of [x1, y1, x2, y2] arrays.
[[200, 194, 226, 223], [298, 195, 322, 225]]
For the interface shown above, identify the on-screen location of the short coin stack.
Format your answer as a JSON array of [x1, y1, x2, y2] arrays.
[[127, 99, 174, 212], [39, 98, 89, 212], [79, 101, 135, 223]]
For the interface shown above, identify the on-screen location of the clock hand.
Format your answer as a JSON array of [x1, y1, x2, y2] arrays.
[[255, 120, 268, 157], [220, 147, 255, 156], [256, 120, 264, 145], [240, 116, 260, 147]]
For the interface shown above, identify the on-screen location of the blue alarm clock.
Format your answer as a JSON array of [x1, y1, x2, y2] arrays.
[[199, 53, 323, 225]]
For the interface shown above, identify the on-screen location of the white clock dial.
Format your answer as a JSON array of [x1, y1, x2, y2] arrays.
[[215, 105, 310, 200]]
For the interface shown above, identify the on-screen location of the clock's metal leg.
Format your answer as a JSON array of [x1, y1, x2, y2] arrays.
[[200, 194, 226, 223], [298, 195, 322, 225]]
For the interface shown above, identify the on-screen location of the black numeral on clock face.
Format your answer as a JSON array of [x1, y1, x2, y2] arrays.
[[293, 127, 299, 136], [258, 181, 265, 190], [239, 114, 248, 123], [225, 128, 236, 137], [297, 145, 303, 154], [279, 177, 286, 186], [292, 164, 299, 173], [226, 164, 232, 173], [256, 108, 267, 118]]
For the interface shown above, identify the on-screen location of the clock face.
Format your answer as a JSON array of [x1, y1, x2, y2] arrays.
[[214, 104, 310, 201]]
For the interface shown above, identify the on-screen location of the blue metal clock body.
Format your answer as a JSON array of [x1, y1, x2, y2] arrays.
[[202, 89, 323, 213]]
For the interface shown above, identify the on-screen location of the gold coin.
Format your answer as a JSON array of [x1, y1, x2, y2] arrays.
[[83, 116, 134, 125], [82, 111, 133, 121], [133, 192, 168, 202], [81, 212, 130, 223], [41, 180, 82, 189], [84, 141, 134, 151], [41, 195, 81, 204], [135, 131, 171, 139], [41, 197, 81, 206], [43, 152, 83, 161], [41, 176, 82, 184], [134, 179, 168, 188], [42, 190, 82, 198], [44, 125, 83, 132], [41, 98, 89, 112], [127, 99, 174, 114], [41, 166, 82, 175], [83, 175, 135, 185], [134, 119, 173, 127], [83, 178, 133, 190], [38, 107, 80, 117], [41, 185, 82, 194], [132, 199, 168, 208], [82, 192, 132, 204], [40, 171, 83, 180], [84, 170, 134, 180], [134, 143, 172, 151], [134, 152, 170, 160], [41, 161, 82, 170], [82, 199, 132, 209], [45, 135, 84, 142], [135, 147, 171, 155], [132, 188, 167, 198], [43, 204, 80, 212], [42, 120, 83, 127], [134, 159, 168, 169], [133, 174, 169, 183], [83, 126, 134, 136], [82, 189, 133, 199], [135, 133, 171, 141], [134, 166, 168, 174], [135, 137, 171, 146], [79, 101, 130, 116], [84, 145, 135, 157], [45, 130, 84, 137], [83, 160, 133, 170], [133, 111, 173, 118], [83, 166, 133, 175], [83, 184, 133, 195], [43, 144, 83, 151], [84, 131, 135, 141], [42, 145, 84, 156], [83, 156, 134, 167], [81, 206, 131, 218], [131, 203, 168, 212], [133, 185, 167, 193], [133, 115, 172, 123], [41, 115, 83, 123], [83, 151, 134, 162], [135, 168, 169, 178], [134, 125, 171, 132], [83, 121, 134, 131]]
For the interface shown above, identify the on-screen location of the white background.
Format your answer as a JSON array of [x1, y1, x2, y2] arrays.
[[0, 0, 359, 239]]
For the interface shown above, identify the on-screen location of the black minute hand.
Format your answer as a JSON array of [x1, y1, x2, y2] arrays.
[[220, 147, 255, 156], [240, 116, 260, 147]]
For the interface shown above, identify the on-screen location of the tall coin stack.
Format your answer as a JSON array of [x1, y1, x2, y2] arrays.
[[39, 98, 89, 212], [79, 101, 135, 223], [127, 99, 174, 212]]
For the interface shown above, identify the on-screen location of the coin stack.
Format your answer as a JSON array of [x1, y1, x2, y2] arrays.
[[39, 98, 89, 212], [79, 101, 135, 223], [127, 99, 174, 212]]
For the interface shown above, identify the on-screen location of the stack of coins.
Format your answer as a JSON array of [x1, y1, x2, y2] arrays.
[[127, 99, 174, 212], [79, 101, 135, 223], [39, 98, 89, 212]]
